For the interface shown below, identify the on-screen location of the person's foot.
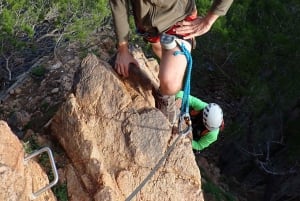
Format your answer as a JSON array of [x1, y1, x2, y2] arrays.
[[153, 89, 178, 125]]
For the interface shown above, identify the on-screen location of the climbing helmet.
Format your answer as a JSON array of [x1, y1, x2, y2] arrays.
[[203, 103, 223, 131]]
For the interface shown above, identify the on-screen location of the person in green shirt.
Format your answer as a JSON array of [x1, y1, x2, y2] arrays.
[[176, 91, 224, 151]]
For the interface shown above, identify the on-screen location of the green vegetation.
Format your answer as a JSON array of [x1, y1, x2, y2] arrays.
[[23, 136, 40, 154], [53, 183, 68, 201], [203, 181, 237, 201], [193, 0, 300, 158], [192, 2, 299, 199], [200, 167, 237, 201], [0, 0, 110, 41], [0, 0, 110, 68], [31, 65, 46, 77]]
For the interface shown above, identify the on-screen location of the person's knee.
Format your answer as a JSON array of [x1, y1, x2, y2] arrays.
[[159, 79, 181, 95]]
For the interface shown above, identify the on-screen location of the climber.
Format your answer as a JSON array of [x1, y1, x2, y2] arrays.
[[109, 0, 234, 126], [175, 91, 224, 151]]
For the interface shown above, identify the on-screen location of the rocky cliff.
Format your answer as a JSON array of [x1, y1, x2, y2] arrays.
[[0, 121, 57, 201], [0, 42, 204, 200], [50, 51, 203, 201]]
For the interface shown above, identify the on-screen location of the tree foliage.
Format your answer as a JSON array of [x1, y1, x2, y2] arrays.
[[193, 0, 300, 159], [193, 1, 299, 199], [0, 0, 110, 54], [231, 0, 299, 151], [0, 0, 110, 84]]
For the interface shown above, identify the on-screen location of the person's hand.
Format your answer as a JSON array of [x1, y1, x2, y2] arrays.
[[175, 12, 219, 40], [115, 42, 139, 77]]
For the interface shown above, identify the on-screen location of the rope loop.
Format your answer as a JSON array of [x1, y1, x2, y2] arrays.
[[174, 40, 193, 135]]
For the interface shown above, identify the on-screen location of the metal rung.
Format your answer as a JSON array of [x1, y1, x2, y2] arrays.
[[24, 147, 59, 200]]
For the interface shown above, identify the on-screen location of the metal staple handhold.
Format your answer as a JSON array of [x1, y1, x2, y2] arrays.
[[24, 147, 59, 200]]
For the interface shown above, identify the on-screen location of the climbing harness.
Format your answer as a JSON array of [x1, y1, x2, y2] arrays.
[[125, 34, 193, 201]]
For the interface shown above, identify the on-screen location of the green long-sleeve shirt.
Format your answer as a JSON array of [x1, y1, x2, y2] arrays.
[[176, 91, 220, 151], [109, 0, 234, 43]]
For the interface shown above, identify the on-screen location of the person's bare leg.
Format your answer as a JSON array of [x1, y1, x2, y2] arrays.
[[151, 40, 191, 95], [151, 40, 191, 124], [159, 40, 191, 95]]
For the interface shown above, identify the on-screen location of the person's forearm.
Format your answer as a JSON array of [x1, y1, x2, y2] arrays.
[[110, 0, 130, 44], [210, 0, 234, 16], [192, 130, 219, 151], [192, 136, 213, 151], [175, 91, 207, 111], [192, 140, 205, 151], [203, 12, 219, 26], [189, 94, 207, 111]]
